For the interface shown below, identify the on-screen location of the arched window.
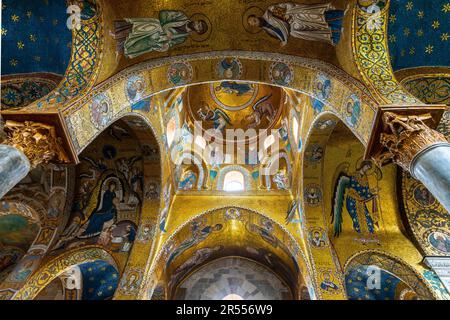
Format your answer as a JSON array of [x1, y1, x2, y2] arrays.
[[223, 294, 244, 300], [166, 117, 177, 147], [264, 134, 275, 150], [223, 171, 245, 192], [292, 115, 299, 146]]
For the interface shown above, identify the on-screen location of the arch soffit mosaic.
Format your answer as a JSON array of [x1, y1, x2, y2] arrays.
[[144, 205, 313, 298], [343, 250, 437, 300], [298, 112, 360, 298], [174, 255, 294, 300], [62, 52, 380, 156], [350, 2, 423, 105], [12, 246, 117, 300], [76, 112, 165, 161], [300, 117, 440, 300]]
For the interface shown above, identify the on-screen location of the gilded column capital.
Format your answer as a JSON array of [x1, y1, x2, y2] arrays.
[[2, 120, 70, 168], [375, 112, 447, 171], [364, 105, 447, 172]]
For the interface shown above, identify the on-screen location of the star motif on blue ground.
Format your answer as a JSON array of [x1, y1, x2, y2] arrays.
[[388, 0, 450, 70], [1, 0, 72, 76]]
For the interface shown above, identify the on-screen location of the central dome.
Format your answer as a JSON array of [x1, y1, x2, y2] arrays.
[[186, 82, 284, 136]]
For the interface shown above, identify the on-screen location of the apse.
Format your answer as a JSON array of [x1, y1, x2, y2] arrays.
[[174, 257, 292, 300], [186, 82, 284, 142], [157, 207, 310, 300]]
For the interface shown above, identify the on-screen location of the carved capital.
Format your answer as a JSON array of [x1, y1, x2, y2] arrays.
[[365, 105, 447, 172], [3, 120, 70, 168], [374, 112, 447, 170]]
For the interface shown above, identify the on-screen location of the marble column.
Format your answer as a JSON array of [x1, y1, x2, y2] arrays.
[[410, 143, 450, 212], [424, 257, 450, 294], [0, 144, 30, 199], [375, 112, 450, 212]]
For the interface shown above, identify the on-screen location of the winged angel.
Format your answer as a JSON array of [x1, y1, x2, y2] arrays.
[[197, 102, 232, 134], [331, 160, 382, 243]]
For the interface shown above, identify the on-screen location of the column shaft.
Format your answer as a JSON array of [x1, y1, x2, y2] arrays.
[[411, 144, 450, 212], [0, 144, 30, 199]]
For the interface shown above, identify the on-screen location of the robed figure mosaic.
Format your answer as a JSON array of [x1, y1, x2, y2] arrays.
[[247, 2, 344, 45], [78, 181, 119, 238], [331, 160, 382, 243], [112, 10, 208, 58]]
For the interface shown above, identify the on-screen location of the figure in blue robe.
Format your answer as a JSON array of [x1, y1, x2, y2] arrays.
[[127, 226, 136, 242], [79, 182, 118, 238], [321, 279, 339, 291], [221, 59, 234, 71], [178, 170, 197, 190], [324, 10, 344, 44], [131, 97, 151, 112], [331, 161, 379, 238], [346, 96, 361, 127], [219, 58, 239, 78], [310, 78, 331, 113], [119, 225, 136, 252], [247, 3, 344, 46], [216, 81, 253, 96]]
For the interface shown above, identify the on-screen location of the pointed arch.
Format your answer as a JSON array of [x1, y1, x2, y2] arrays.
[[12, 246, 117, 300], [343, 250, 437, 300]]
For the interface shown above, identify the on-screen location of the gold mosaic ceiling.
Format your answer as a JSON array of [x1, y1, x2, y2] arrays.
[[186, 82, 284, 135]]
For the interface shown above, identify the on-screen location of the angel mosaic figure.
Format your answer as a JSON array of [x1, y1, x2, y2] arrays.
[[247, 2, 345, 46], [197, 103, 232, 134], [165, 223, 223, 269], [331, 160, 381, 242], [243, 94, 276, 128]]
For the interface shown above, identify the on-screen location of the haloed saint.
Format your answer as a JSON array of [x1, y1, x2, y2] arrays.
[[112, 10, 208, 58], [246, 2, 345, 46]]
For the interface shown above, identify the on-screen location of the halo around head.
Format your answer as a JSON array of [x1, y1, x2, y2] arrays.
[[189, 13, 212, 42], [242, 6, 265, 34]]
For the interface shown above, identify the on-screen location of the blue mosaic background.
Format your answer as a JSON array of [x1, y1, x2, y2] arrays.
[[1, 0, 72, 75], [79, 260, 119, 300], [388, 0, 450, 70]]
